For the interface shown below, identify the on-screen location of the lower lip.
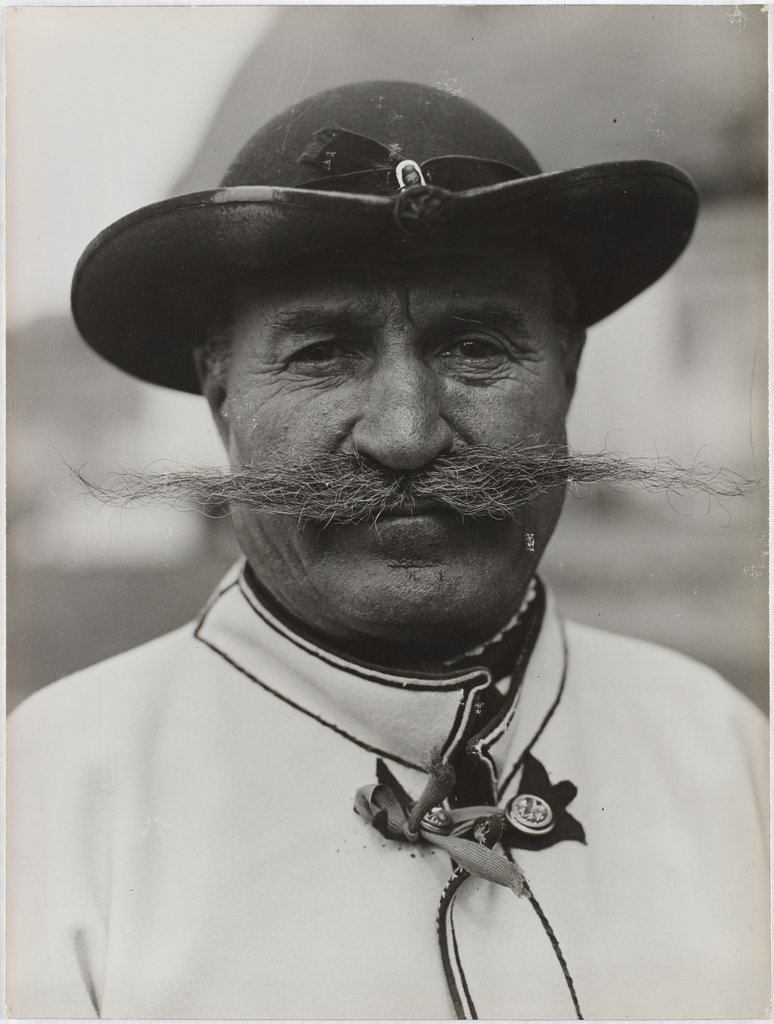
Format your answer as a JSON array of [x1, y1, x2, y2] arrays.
[[368, 510, 459, 539]]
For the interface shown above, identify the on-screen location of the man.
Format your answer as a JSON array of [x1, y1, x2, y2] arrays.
[[7, 81, 768, 1019]]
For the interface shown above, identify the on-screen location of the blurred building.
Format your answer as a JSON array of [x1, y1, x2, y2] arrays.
[[6, 6, 768, 711]]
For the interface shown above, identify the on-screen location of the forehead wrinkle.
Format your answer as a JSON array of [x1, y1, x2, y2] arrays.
[[235, 255, 550, 342], [397, 262, 548, 331], [395, 281, 420, 330], [446, 303, 535, 338], [264, 308, 370, 336], [256, 286, 395, 337]]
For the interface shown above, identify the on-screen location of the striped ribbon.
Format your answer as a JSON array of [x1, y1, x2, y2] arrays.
[[354, 763, 526, 895]]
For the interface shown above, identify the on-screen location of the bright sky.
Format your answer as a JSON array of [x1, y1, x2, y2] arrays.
[[5, 6, 276, 328]]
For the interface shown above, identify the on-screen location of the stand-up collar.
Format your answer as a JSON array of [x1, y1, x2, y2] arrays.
[[195, 563, 567, 780]]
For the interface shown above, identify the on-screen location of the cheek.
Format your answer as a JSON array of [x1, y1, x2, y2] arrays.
[[445, 365, 572, 443], [223, 380, 353, 465]]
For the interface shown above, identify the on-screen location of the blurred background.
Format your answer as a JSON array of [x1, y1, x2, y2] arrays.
[[6, 5, 768, 713]]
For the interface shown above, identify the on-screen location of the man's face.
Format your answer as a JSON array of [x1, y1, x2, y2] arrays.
[[200, 248, 583, 661]]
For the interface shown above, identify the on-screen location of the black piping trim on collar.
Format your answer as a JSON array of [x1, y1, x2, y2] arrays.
[[194, 607, 425, 771], [194, 577, 239, 634], [199, 574, 241, 618], [474, 689, 522, 800], [496, 615, 570, 801], [439, 678, 493, 764], [464, 581, 547, 797], [236, 572, 489, 693], [196, 574, 492, 767]]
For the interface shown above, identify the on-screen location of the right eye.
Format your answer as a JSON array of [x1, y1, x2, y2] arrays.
[[284, 340, 364, 380], [286, 339, 356, 368], [290, 341, 351, 364]]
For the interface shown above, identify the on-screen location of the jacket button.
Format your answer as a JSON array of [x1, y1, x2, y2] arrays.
[[505, 794, 555, 835]]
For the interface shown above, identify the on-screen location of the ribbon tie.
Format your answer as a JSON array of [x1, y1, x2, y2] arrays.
[[354, 759, 526, 895]]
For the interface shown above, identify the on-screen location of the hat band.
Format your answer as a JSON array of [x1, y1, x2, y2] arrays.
[[299, 155, 527, 196]]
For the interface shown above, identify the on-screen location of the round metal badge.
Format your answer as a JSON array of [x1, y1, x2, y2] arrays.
[[505, 794, 555, 835]]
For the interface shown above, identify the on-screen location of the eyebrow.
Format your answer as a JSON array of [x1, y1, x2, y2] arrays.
[[266, 302, 533, 338], [265, 308, 380, 336]]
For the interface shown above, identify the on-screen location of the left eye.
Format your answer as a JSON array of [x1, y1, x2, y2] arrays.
[[441, 337, 504, 360]]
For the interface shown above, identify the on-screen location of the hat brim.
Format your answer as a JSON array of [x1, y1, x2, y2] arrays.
[[72, 161, 698, 393]]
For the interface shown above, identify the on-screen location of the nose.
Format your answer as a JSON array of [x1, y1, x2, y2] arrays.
[[351, 356, 453, 471]]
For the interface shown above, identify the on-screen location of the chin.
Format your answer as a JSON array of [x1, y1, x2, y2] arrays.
[[239, 509, 549, 649], [325, 555, 533, 641]]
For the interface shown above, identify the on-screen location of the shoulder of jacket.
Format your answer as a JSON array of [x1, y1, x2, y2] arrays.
[[561, 617, 766, 733], [8, 620, 204, 732]]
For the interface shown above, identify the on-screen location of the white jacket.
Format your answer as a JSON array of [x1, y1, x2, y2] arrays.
[[7, 564, 769, 1019]]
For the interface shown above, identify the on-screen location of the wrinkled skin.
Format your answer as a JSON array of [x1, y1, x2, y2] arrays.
[[196, 249, 584, 666]]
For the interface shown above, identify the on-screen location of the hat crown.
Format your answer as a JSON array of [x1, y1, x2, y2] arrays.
[[221, 80, 542, 188], [72, 78, 698, 393]]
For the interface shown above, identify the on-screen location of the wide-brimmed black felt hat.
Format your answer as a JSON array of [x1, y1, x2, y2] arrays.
[[72, 80, 699, 393]]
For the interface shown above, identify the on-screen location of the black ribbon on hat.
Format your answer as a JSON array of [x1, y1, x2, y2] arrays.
[[298, 125, 528, 234]]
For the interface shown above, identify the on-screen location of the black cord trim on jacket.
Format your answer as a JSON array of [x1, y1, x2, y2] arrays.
[[238, 572, 487, 692], [524, 880, 584, 1020], [466, 581, 547, 798], [193, 627, 423, 771], [496, 617, 569, 801], [437, 869, 478, 1019]]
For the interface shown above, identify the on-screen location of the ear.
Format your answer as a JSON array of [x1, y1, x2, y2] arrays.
[[194, 347, 231, 449]]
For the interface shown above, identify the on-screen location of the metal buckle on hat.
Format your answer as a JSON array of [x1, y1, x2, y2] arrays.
[[395, 159, 426, 190]]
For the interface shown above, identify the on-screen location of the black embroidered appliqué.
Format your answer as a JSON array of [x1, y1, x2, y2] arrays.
[[504, 752, 586, 851]]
